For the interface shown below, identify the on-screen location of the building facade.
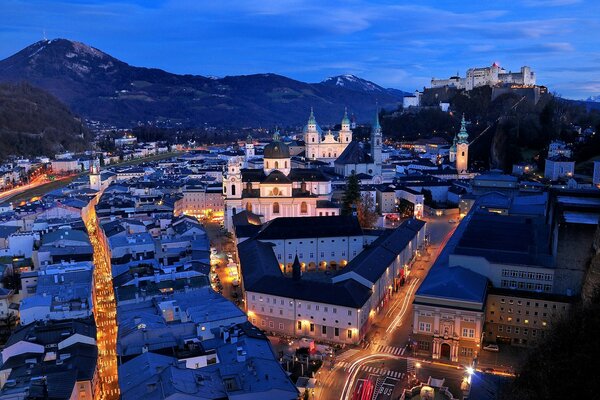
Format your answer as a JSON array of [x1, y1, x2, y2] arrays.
[[304, 109, 352, 164]]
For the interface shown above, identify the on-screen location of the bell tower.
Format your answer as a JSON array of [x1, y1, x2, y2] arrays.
[[456, 115, 469, 175], [224, 157, 242, 199], [89, 158, 101, 191], [371, 109, 382, 166], [304, 108, 320, 160], [339, 108, 352, 144]]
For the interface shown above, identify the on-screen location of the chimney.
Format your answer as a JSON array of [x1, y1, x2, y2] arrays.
[[292, 254, 302, 281]]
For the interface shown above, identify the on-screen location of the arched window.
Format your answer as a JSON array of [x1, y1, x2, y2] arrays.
[[346, 137, 349, 142], [300, 202, 308, 214], [274, 161, 279, 169], [246, 202, 252, 212], [328, 152, 331, 157], [312, 137, 315, 143], [462, 152, 465, 156], [273, 202, 280, 214], [285, 161, 288, 168], [231, 185, 236, 196], [266, 161, 269, 169], [232, 207, 237, 215]]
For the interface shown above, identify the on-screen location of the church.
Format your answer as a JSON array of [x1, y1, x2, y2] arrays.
[[304, 108, 353, 164], [448, 115, 470, 177], [223, 132, 338, 230]]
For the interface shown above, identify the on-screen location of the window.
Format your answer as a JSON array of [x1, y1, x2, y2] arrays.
[[297, 321, 302, 330], [333, 308, 337, 314], [300, 201, 308, 214], [506, 326, 511, 333], [334, 327, 339, 336], [462, 328, 475, 338], [347, 330, 352, 339], [322, 326, 327, 335], [418, 341, 430, 350], [498, 325, 503, 332], [515, 327, 520, 334], [460, 347, 473, 357], [273, 202, 280, 214], [246, 202, 252, 212], [231, 185, 236, 196], [274, 161, 279, 169], [279, 323, 284, 330], [310, 323, 315, 332], [269, 321, 274, 328], [419, 322, 432, 332], [348, 310, 352, 316]]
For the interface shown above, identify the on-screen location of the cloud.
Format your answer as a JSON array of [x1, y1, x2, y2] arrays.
[[523, 0, 582, 7]]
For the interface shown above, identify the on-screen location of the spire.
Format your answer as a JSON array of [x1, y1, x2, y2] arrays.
[[457, 114, 469, 144], [292, 254, 302, 280], [308, 107, 316, 125], [246, 134, 253, 144], [342, 107, 350, 125], [273, 129, 281, 142], [373, 106, 382, 133]]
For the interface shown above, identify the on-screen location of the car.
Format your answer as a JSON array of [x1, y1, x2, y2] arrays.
[[483, 368, 495, 374], [448, 219, 457, 224], [483, 344, 499, 352]]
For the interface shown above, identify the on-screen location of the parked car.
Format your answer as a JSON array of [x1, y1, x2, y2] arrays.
[[483, 344, 499, 352], [448, 219, 457, 224]]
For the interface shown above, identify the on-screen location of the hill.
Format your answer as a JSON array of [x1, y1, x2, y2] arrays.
[[0, 82, 88, 160], [0, 39, 404, 127]]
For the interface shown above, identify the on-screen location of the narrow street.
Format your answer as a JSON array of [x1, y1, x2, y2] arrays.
[[83, 198, 120, 399]]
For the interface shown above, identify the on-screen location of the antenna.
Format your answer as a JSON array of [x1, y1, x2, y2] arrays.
[[43, 29, 47, 41]]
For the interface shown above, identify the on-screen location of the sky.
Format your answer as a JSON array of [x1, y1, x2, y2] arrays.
[[1, 0, 599, 99]]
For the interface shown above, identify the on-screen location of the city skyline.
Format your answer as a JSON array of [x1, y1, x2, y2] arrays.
[[1, 0, 599, 99]]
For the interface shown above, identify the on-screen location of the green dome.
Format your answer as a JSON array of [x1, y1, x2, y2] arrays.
[[341, 108, 350, 125]]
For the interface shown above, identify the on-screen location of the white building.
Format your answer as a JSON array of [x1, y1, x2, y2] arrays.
[[304, 109, 352, 164], [431, 63, 536, 91], [544, 156, 574, 181], [223, 133, 336, 230]]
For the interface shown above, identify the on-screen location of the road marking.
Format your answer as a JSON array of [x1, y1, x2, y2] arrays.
[[337, 349, 360, 361]]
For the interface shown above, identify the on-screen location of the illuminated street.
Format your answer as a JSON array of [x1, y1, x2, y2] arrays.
[[83, 198, 120, 400], [313, 216, 462, 400]]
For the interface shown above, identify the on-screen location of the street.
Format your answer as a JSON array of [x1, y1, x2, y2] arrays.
[[83, 196, 120, 399], [315, 215, 460, 400]]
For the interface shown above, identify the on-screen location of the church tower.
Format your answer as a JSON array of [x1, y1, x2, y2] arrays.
[[244, 134, 255, 166], [456, 115, 469, 175], [89, 158, 101, 191], [225, 157, 242, 200], [449, 136, 457, 163], [339, 108, 352, 144], [371, 109, 383, 166], [304, 108, 321, 160]]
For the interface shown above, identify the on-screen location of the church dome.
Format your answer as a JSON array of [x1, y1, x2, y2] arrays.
[[264, 140, 290, 159]]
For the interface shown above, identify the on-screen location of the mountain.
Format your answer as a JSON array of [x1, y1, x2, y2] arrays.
[[585, 95, 600, 102], [0, 82, 88, 160], [0, 39, 405, 127]]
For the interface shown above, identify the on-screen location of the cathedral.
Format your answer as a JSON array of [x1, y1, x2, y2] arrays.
[[304, 108, 352, 164], [223, 108, 385, 229], [223, 131, 337, 230]]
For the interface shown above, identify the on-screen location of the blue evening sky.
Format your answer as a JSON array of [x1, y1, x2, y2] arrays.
[[1, 0, 599, 99]]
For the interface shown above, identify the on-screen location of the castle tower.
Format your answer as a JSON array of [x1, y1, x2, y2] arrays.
[[339, 108, 353, 144], [371, 109, 383, 166], [456, 115, 469, 175], [89, 158, 101, 191], [304, 108, 321, 160]]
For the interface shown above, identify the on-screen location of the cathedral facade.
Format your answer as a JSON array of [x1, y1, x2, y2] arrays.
[[304, 109, 352, 164], [223, 132, 337, 230]]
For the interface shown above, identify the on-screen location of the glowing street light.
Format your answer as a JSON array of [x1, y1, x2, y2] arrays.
[[466, 366, 475, 376]]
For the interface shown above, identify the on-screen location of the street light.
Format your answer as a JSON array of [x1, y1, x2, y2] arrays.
[[466, 366, 474, 376]]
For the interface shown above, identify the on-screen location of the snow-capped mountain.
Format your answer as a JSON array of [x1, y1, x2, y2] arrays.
[[585, 95, 600, 102]]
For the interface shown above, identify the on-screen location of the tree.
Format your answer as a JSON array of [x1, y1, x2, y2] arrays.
[[356, 194, 378, 229], [341, 173, 360, 215]]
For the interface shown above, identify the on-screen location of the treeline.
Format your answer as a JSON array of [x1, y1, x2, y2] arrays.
[[0, 82, 89, 160], [381, 87, 600, 171]]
